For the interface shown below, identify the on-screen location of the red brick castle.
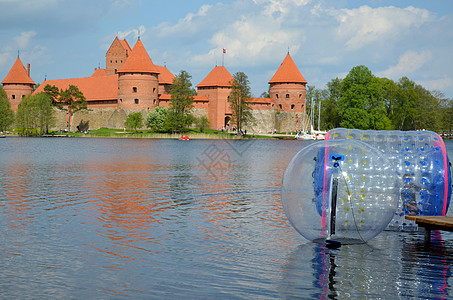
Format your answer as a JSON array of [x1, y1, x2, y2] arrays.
[[2, 37, 308, 132]]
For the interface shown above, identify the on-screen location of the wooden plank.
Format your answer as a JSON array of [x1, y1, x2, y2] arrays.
[[405, 216, 453, 246], [405, 216, 453, 229]]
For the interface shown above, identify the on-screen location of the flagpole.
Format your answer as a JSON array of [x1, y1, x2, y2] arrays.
[[222, 48, 226, 66]]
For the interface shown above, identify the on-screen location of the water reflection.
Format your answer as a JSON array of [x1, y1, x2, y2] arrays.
[[0, 138, 452, 298]]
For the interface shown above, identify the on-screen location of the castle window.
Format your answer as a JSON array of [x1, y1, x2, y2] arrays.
[[133, 87, 137, 93], [12, 95, 15, 99], [276, 94, 279, 99], [153, 88, 156, 93], [299, 94, 302, 98], [110, 60, 112, 63], [135, 99, 139, 104], [286, 94, 289, 99], [22, 95, 26, 99], [291, 104, 295, 109], [279, 104, 282, 109], [115, 69, 117, 74], [115, 60, 117, 63]]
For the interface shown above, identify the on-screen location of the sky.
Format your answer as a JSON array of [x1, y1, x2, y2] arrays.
[[1, 0, 453, 99]]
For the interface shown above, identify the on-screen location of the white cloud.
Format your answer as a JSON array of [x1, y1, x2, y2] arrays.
[[420, 76, 453, 92], [118, 25, 146, 41], [333, 5, 433, 50], [378, 50, 433, 78], [13, 31, 36, 49]]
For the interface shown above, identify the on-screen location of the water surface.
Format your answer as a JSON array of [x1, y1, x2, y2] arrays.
[[0, 137, 452, 298]]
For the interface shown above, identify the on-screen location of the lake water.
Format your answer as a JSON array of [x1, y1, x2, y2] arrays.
[[0, 137, 452, 299]]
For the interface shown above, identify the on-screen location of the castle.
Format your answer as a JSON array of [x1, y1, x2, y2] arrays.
[[1, 37, 308, 132]]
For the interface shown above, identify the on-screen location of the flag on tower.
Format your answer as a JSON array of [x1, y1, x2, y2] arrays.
[[223, 48, 226, 54]]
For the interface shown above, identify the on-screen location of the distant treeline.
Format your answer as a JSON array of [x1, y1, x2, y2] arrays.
[[305, 65, 453, 133]]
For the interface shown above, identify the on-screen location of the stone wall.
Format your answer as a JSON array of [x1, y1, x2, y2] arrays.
[[53, 107, 307, 134]]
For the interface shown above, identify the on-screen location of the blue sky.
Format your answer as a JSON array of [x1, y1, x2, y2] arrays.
[[1, 0, 452, 98]]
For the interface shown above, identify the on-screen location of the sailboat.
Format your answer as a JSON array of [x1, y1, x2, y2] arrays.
[[295, 96, 326, 140]]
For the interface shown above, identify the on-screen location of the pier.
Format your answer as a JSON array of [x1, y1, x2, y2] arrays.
[[405, 215, 453, 245]]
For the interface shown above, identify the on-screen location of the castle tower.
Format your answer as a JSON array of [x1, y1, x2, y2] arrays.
[[106, 37, 132, 76], [268, 53, 307, 113], [1, 57, 35, 111], [196, 66, 234, 130], [117, 39, 160, 110]]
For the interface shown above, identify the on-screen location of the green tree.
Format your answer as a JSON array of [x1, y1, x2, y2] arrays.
[[15, 93, 56, 136], [125, 112, 144, 132], [0, 86, 14, 132], [321, 78, 342, 130], [146, 106, 169, 132], [337, 65, 389, 130], [196, 115, 210, 133], [228, 71, 254, 132], [44, 84, 87, 132], [167, 70, 195, 133]]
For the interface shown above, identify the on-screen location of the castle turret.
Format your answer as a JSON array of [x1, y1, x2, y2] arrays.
[[196, 66, 233, 129], [268, 53, 307, 113], [1, 57, 35, 111], [117, 39, 159, 110], [106, 37, 132, 76]]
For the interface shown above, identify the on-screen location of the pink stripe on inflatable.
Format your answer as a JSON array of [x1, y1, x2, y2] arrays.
[[438, 136, 449, 215], [321, 132, 331, 232]]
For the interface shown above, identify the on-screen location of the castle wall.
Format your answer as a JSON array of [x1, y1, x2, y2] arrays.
[[269, 82, 306, 113], [118, 73, 159, 111], [2, 83, 34, 111], [197, 86, 232, 130]]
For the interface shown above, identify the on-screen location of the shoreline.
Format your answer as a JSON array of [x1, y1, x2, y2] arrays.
[[1, 132, 298, 140]]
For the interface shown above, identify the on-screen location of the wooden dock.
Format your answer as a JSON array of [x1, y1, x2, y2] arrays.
[[405, 215, 453, 244]]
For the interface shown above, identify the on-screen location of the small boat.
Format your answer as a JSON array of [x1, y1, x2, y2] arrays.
[[179, 135, 189, 140]]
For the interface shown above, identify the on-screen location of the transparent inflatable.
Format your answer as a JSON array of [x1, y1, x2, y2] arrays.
[[281, 139, 399, 244], [328, 128, 452, 230]]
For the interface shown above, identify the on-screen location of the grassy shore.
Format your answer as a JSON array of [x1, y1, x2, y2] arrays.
[[5, 127, 293, 139]]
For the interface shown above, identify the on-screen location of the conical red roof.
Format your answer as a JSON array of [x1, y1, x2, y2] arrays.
[[268, 54, 306, 84], [196, 66, 233, 88], [2, 57, 35, 85], [118, 40, 159, 74]]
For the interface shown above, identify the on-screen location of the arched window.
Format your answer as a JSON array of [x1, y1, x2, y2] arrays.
[[134, 99, 139, 104], [279, 104, 282, 109], [291, 104, 295, 109], [286, 94, 289, 99], [133, 87, 137, 93], [276, 94, 279, 99]]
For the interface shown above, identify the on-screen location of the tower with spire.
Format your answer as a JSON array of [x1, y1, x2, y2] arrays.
[[268, 52, 307, 113], [1, 56, 35, 111], [117, 39, 160, 110]]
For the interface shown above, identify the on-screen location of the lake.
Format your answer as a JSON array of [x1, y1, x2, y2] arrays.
[[0, 137, 452, 298]]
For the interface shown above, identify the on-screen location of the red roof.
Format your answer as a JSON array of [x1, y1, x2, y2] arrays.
[[268, 54, 307, 84], [156, 65, 175, 84], [196, 66, 233, 88], [34, 74, 118, 101], [118, 40, 159, 74], [91, 68, 107, 77], [2, 57, 35, 85], [119, 39, 132, 52]]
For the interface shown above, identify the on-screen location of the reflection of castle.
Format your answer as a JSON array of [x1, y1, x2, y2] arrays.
[[2, 37, 307, 131]]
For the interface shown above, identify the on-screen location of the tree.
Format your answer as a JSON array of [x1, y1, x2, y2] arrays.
[[15, 93, 56, 136], [167, 70, 195, 132], [196, 115, 210, 133], [146, 106, 169, 132], [0, 86, 14, 132], [228, 71, 254, 132], [337, 65, 389, 130], [125, 112, 144, 132], [44, 84, 87, 132]]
